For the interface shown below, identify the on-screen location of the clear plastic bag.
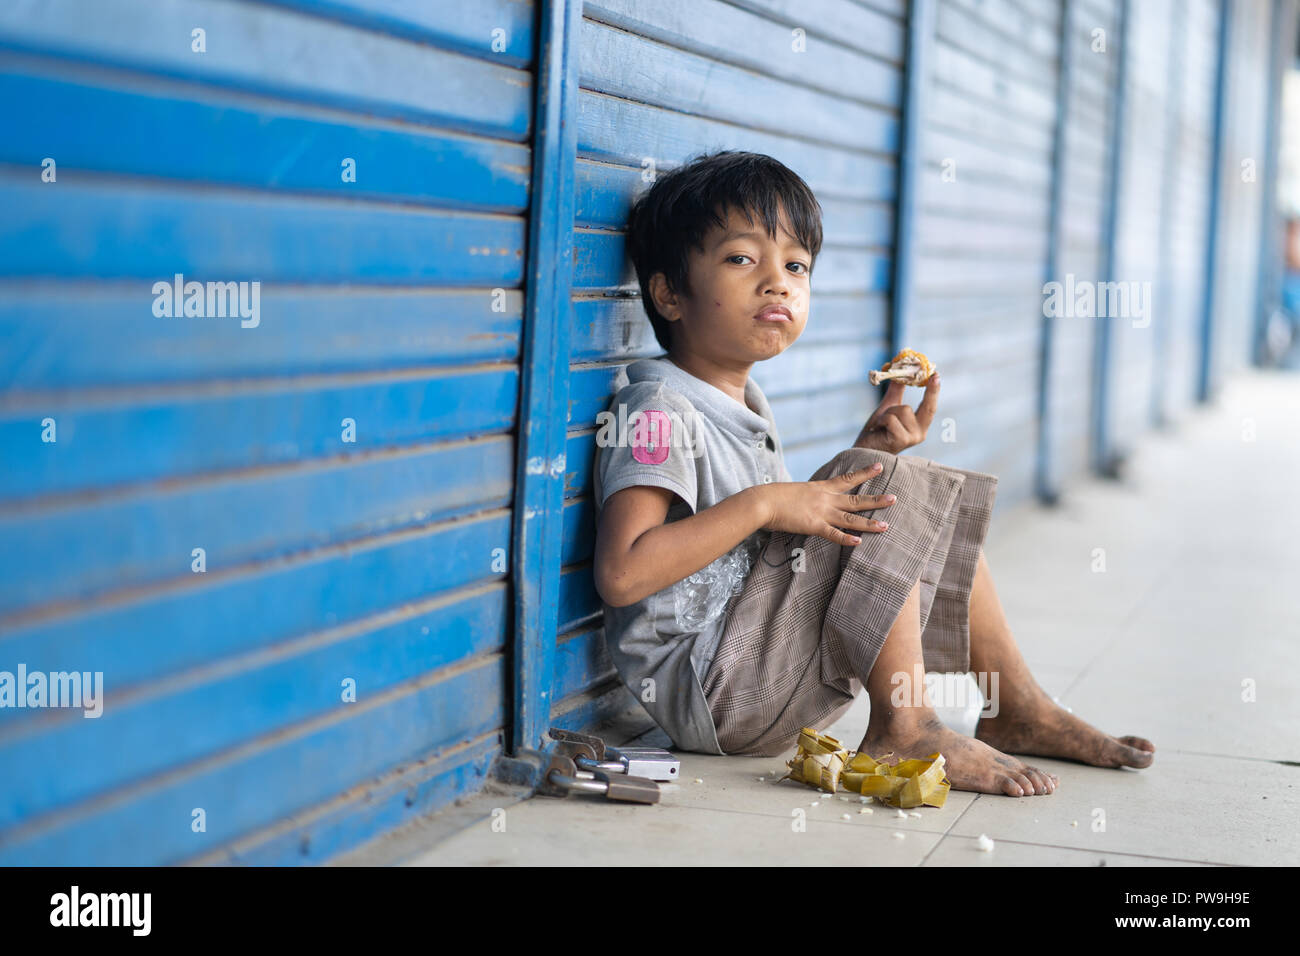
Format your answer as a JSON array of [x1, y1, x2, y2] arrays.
[[672, 531, 766, 630]]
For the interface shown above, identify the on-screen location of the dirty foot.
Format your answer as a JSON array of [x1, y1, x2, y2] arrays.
[[860, 713, 1058, 797], [975, 688, 1155, 769]]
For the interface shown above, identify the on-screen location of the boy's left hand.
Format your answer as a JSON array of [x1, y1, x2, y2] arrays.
[[853, 372, 940, 454]]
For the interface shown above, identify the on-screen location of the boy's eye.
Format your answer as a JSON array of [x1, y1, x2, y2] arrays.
[[727, 254, 810, 274]]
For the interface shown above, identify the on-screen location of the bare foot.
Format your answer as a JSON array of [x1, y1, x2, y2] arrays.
[[975, 687, 1156, 769], [861, 713, 1058, 797]]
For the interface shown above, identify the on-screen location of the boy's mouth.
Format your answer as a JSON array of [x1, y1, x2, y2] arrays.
[[755, 305, 793, 322]]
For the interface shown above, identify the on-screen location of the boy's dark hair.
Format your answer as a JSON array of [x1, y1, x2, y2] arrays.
[[624, 150, 824, 353]]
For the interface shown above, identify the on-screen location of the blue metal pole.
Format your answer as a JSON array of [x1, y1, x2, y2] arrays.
[[889, 0, 935, 358], [511, 0, 580, 755], [1092, 0, 1130, 477], [1196, 0, 1232, 403], [1035, 0, 1075, 505]]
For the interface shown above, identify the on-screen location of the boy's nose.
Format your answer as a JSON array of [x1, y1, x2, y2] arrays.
[[761, 274, 791, 294]]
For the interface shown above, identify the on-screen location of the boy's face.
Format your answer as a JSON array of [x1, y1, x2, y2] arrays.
[[654, 203, 810, 364]]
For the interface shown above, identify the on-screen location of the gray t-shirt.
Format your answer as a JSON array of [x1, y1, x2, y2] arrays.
[[593, 356, 793, 754]]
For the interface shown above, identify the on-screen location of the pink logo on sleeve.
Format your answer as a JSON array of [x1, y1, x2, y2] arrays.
[[630, 410, 672, 464]]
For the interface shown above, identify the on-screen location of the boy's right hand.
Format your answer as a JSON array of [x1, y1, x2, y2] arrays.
[[755, 462, 895, 545]]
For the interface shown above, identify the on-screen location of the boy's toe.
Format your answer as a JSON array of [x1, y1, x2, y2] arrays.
[[998, 774, 1027, 796], [1116, 734, 1155, 753], [1116, 742, 1154, 768]]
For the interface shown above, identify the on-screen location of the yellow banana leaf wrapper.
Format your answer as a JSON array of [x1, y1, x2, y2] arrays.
[[842, 751, 951, 809], [782, 727, 951, 809], [782, 728, 850, 793]]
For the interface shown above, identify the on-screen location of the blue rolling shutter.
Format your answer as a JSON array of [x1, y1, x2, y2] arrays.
[[1208, 0, 1277, 385], [556, 0, 907, 736], [1107, 0, 1174, 462], [0, 0, 532, 864], [1043, 0, 1123, 493], [911, 0, 1062, 506], [1156, 0, 1222, 425]]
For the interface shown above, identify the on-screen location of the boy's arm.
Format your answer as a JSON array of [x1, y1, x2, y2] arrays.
[[594, 468, 894, 608], [594, 484, 767, 608]]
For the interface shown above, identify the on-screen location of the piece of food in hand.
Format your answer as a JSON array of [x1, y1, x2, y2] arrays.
[[869, 348, 936, 386]]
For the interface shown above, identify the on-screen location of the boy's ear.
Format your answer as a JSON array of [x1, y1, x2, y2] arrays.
[[649, 272, 681, 323]]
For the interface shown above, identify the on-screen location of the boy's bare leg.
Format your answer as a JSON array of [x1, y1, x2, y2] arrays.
[[969, 549, 1156, 769], [859, 578, 1059, 797]]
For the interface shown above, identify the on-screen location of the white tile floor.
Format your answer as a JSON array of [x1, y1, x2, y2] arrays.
[[354, 370, 1300, 867]]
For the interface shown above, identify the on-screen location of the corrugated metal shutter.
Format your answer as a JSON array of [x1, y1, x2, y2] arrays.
[[557, 0, 908, 734], [912, 0, 1062, 507], [0, 0, 532, 864], [1043, 0, 1122, 493], [1209, 0, 1276, 382], [1155, 0, 1220, 425], [1107, 0, 1173, 461]]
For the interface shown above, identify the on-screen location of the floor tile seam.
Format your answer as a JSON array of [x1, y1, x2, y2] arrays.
[[925, 832, 1243, 866]]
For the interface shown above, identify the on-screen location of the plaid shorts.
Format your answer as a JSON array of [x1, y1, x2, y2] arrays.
[[701, 446, 999, 756]]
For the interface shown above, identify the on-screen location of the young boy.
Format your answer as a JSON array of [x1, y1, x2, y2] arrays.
[[592, 150, 1156, 796]]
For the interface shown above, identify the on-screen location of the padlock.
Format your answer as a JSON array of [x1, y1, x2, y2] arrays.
[[547, 728, 680, 781], [608, 746, 680, 782], [537, 749, 659, 804], [571, 746, 679, 781]]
